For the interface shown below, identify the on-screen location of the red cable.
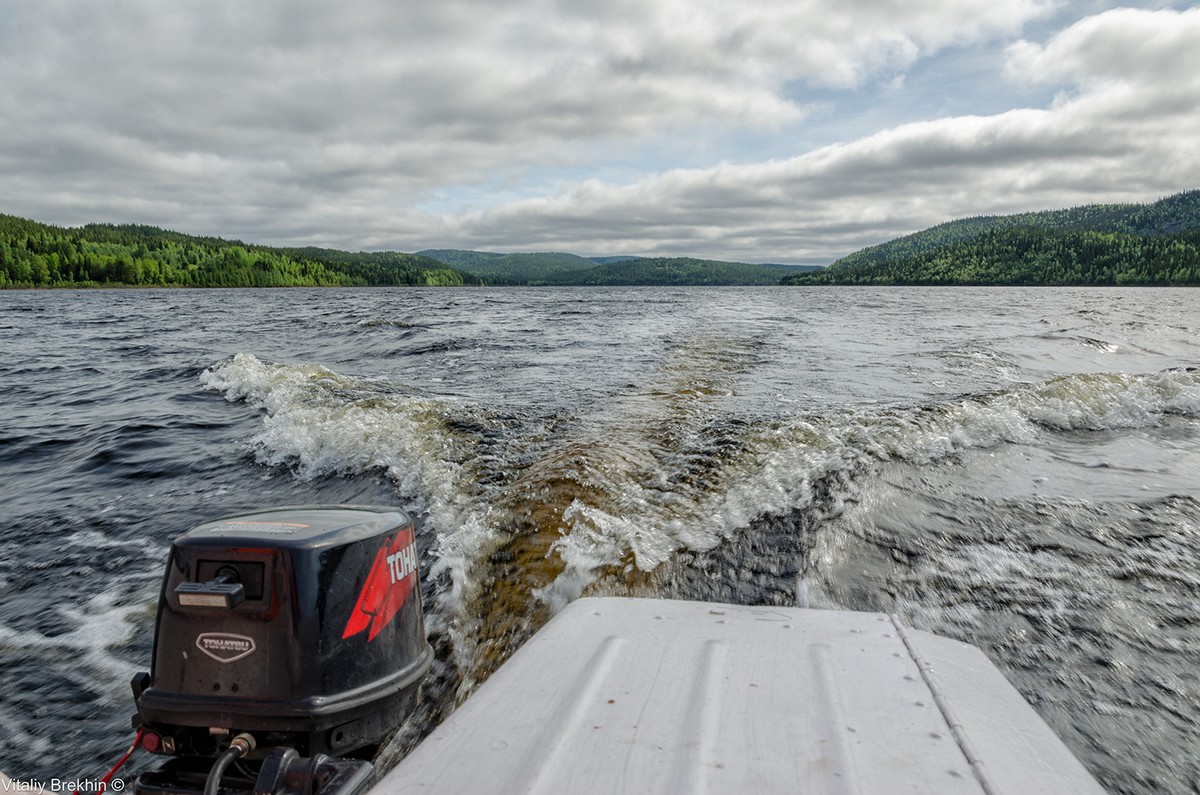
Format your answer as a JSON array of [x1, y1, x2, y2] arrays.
[[74, 728, 145, 795]]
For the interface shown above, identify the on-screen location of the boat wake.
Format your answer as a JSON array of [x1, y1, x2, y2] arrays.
[[201, 351, 1200, 719]]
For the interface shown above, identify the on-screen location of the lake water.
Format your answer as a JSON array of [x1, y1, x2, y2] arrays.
[[1, 286, 1198, 793]]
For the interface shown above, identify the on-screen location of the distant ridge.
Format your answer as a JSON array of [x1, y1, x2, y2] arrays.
[[416, 250, 598, 285], [783, 190, 1200, 286], [419, 248, 818, 285], [587, 255, 645, 265]]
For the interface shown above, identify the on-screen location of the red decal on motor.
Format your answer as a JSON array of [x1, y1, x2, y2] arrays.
[[342, 528, 417, 641]]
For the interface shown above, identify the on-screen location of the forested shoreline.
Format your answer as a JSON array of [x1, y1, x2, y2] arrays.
[[0, 216, 479, 288], [783, 190, 1200, 286], [784, 226, 1200, 286]]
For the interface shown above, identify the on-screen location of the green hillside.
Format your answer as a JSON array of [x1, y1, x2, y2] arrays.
[[553, 257, 809, 286], [587, 255, 645, 265], [421, 248, 817, 285], [417, 249, 598, 285], [784, 190, 1200, 286], [0, 217, 480, 288]]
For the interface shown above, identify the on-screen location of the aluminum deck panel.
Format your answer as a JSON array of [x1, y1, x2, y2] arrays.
[[376, 597, 1106, 794]]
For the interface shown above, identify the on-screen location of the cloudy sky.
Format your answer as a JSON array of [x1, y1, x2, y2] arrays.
[[1, 1, 1197, 264]]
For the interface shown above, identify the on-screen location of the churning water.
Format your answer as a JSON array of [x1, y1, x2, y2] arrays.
[[1, 286, 1198, 793]]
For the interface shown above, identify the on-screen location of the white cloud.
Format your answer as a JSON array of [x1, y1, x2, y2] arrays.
[[430, 6, 1200, 263], [1005, 6, 1200, 88], [5, 1, 1195, 263]]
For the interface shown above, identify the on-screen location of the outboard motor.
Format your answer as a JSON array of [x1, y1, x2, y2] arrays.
[[130, 506, 432, 795]]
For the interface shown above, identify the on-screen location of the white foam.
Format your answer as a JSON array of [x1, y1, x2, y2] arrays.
[[0, 701, 53, 763], [0, 589, 151, 704], [858, 370, 1200, 466]]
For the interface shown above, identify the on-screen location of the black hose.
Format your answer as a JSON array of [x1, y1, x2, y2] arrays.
[[203, 733, 256, 795]]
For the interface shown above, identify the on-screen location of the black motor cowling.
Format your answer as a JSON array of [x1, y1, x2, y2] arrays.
[[132, 505, 432, 794]]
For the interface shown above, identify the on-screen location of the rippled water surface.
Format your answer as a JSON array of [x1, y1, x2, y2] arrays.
[[2, 286, 1199, 793]]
